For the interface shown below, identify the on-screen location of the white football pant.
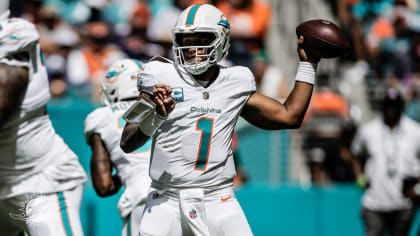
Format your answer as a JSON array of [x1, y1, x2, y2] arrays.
[[138, 187, 253, 236], [122, 203, 145, 236], [0, 185, 84, 236]]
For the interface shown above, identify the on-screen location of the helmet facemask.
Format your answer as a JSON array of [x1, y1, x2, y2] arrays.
[[173, 32, 220, 75], [172, 4, 230, 75]]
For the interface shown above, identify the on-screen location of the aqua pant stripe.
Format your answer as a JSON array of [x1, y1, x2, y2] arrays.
[[57, 192, 73, 236], [127, 215, 131, 236]]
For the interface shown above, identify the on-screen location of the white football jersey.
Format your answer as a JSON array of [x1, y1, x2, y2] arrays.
[[0, 38, 75, 181], [20, 43, 51, 112], [137, 58, 256, 190], [84, 101, 151, 183], [0, 40, 85, 197]]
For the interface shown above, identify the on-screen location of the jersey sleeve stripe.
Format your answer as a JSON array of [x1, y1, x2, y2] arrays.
[[132, 59, 142, 69]]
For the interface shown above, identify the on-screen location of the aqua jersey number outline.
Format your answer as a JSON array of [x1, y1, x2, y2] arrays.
[[194, 117, 214, 171]]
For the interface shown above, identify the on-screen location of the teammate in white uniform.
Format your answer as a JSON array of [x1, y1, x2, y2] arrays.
[[84, 59, 152, 236], [120, 4, 320, 236], [0, 12, 87, 236]]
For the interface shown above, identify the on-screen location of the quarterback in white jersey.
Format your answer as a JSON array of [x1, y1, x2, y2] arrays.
[[121, 4, 320, 236], [0, 12, 87, 236], [84, 59, 151, 236]]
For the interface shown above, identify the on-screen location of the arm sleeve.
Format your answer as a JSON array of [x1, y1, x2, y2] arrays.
[[245, 67, 257, 93], [239, 66, 257, 95], [229, 66, 256, 94]]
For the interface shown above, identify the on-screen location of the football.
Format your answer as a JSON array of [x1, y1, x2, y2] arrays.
[[296, 19, 350, 58]]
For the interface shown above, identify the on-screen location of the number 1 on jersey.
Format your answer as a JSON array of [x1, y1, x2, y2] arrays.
[[195, 117, 214, 171]]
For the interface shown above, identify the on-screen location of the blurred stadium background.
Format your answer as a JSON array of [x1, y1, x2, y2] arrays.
[[3, 0, 420, 235]]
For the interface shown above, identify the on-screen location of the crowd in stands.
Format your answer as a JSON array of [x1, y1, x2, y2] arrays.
[[289, 0, 420, 185], [5, 0, 420, 186], [6, 0, 274, 102]]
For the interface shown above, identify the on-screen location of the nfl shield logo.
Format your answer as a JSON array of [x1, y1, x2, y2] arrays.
[[203, 92, 209, 100], [189, 210, 197, 219]]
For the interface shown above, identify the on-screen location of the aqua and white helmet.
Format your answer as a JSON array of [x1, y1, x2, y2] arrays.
[[100, 59, 142, 105], [172, 4, 230, 75]]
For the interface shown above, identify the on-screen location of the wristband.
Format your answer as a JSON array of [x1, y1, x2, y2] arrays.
[[138, 111, 167, 136], [295, 61, 317, 85], [123, 99, 155, 124], [123, 98, 167, 136]]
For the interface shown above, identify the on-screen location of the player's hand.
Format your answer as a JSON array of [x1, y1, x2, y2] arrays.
[[297, 36, 321, 63], [153, 84, 176, 117]]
